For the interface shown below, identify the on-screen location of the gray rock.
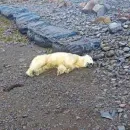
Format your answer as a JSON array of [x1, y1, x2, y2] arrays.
[[100, 110, 113, 120], [93, 4, 108, 17], [123, 47, 130, 52], [117, 108, 124, 113], [123, 66, 129, 69], [117, 57, 125, 63], [19, 58, 25, 62], [128, 42, 130, 47], [119, 17, 128, 23], [96, 33, 101, 37], [119, 42, 127, 47], [124, 114, 128, 118], [116, 50, 124, 56], [123, 24, 128, 29], [104, 4, 111, 10], [117, 126, 125, 130], [93, 53, 105, 60], [106, 50, 115, 57], [124, 54, 130, 58], [102, 46, 111, 51], [108, 22, 123, 33]]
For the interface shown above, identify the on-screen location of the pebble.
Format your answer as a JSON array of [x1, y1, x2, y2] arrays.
[[108, 22, 122, 33], [117, 126, 125, 130], [123, 47, 130, 52], [119, 17, 128, 23], [117, 108, 124, 113], [124, 54, 130, 58], [123, 66, 129, 69], [76, 116, 81, 120], [93, 53, 105, 60], [124, 114, 128, 118], [119, 104, 126, 108], [93, 4, 107, 17], [19, 58, 25, 62], [100, 110, 113, 120], [128, 42, 130, 47], [123, 24, 128, 29], [118, 42, 127, 47], [102, 46, 111, 51], [106, 50, 115, 57]]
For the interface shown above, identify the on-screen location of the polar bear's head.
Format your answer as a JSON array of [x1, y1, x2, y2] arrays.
[[82, 54, 94, 67]]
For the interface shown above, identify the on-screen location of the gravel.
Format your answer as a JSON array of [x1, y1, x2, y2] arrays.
[[0, 0, 130, 129]]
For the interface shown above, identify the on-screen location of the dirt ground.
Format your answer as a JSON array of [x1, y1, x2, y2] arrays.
[[0, 17, 130, 130]]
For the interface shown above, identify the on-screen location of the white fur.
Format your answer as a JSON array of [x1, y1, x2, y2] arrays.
[[26, 52, 93, 77]]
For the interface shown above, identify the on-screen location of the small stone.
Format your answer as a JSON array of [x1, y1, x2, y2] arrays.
[[96, 33, 101, 37], [22, 115, 28, 118], [19, 58, 25, 62], [117, 126, 125, 130], [23, 126, 26, 129], [100, 110, 113, 120], [104, 4, 111, 10], [119, 42, 127, 47], [119, 104, 126, 108], [123, 24, 128, 29], [124, 114, 128, 118], [124, 54, 130, 58], [102, 46, 111, 51], [3, 64, 11, 68], [117, 108, 124, 113], [109, 22, 122, 33], [123, 47, 130, 52], [79, 2, 87, 8], [82, 0, 95, 12], [93, 53, 105, 60], [76, 116, 81, 120], [123, 90, 129, 95], [93, 4, 107, 16], [106, 50, 115, 57], [128, 42, 130, 47], [117, 57, 125, 63], [123, 66, 129, 69], [119, 17, 128, 23]]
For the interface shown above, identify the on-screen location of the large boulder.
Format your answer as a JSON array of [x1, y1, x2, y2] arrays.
[[27, 24, 78, 48], [1, 6, 28, 20], [27, 20, 50, 41], [52, 38, 101, 55], [15, 14, 40, 34]]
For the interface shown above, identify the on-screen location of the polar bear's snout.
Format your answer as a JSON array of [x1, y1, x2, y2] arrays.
[[87, 62, 93, 68]]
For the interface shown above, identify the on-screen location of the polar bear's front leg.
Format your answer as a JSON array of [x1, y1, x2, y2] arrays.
[[57, 65, 67, 76]]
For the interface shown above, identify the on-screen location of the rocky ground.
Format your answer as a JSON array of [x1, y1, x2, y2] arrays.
[[0, 0, 130, 130]]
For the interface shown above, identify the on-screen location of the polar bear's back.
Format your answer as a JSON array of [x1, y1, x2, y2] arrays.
[[48, 52, 79, 66]]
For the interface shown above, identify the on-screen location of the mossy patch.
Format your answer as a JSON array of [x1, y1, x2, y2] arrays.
[[0, 15, 28, 43]]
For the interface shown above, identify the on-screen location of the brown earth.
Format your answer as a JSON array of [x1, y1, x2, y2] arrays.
[[0, 16, 130, 130]]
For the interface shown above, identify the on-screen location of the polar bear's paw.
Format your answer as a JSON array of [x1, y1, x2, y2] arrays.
[[57, 65, 67, 76]]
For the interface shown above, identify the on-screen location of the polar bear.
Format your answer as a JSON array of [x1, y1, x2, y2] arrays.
[[26, 52, 93, 77]]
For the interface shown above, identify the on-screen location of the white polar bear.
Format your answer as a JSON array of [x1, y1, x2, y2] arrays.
[[26, 52, 93, 77]]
